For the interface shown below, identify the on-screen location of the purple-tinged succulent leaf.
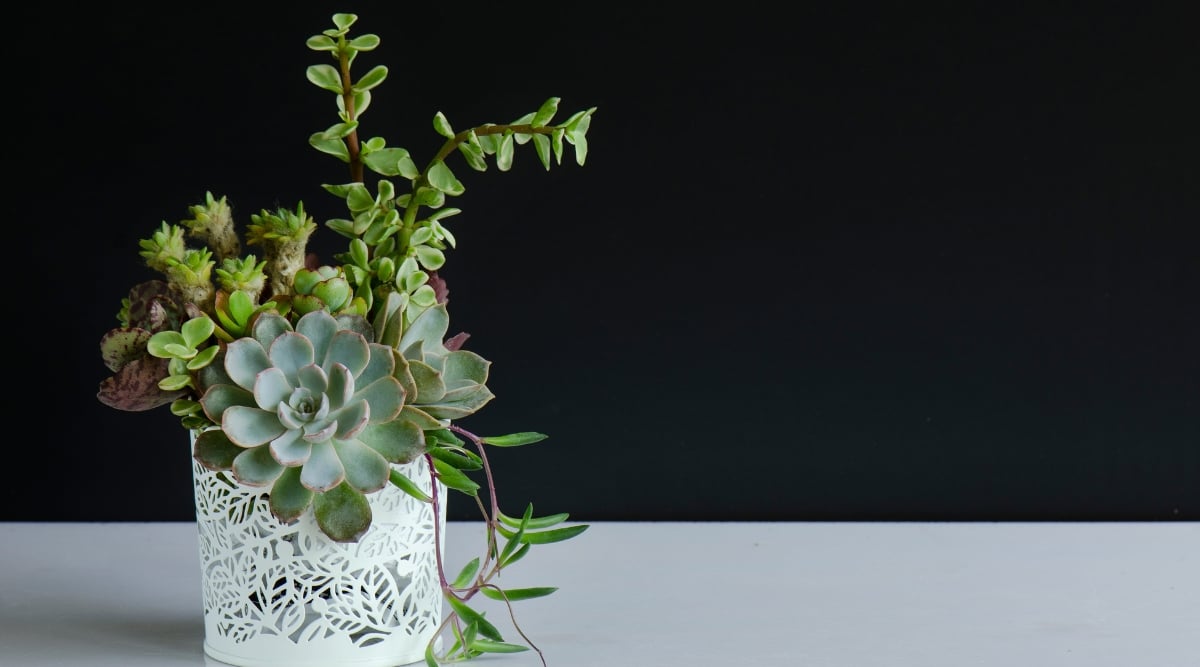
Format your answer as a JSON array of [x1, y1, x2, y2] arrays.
[[96, 356, 184, 411], [224, 338, 271, 390], [199, 383, 255, 424], [193, 429, 244, 470], [444, 331, 471, 352], [357, 419, 426, 463], [231, 446, 285, 486], [100, 327, 153, 372], [428, 270, 449, 304]]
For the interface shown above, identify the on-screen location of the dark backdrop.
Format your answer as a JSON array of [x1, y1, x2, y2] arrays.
[[19, 3, 1198, 522]]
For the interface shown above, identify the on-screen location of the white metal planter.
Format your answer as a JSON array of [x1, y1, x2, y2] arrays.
[[189, 442, 446, 667]]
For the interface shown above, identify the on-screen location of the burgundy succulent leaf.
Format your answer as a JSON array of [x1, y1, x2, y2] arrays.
[[444, 331, 471, 352], [96, 356, 185, 411], [100, 328, 154, 372], [428, 271, 449, 304]]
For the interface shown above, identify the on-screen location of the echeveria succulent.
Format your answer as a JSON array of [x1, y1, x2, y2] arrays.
[[194, 308, 428, 541]]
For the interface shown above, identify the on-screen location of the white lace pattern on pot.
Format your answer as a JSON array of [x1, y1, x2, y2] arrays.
[[191, 455, 446, 667]]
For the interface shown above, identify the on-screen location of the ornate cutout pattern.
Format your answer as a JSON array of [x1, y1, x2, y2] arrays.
[[191, 455, 446, 667]]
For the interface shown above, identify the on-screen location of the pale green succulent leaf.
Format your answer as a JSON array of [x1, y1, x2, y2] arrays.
[[432, 111, 454, 138], [399, 406, 442, 431], [362, 147, 415, 177], [306, 64, 343, 93], [294, 310, 338, 360], [333, 400, 370, 439], [551, 128, 565, 164], [442, 350, 491, 389], [146, 331, 185, 358], [231, 445, 286, 486], [270, 429, 312, 465], [531, 97, 560, 127], [313, 481, 372, 543], [250, 313, 292, 354], [411, 284, 437, 307], [269, 332, 316, 385], [186, 345, 221, 370], [427, 160, 465, 196], [222, 405, 287, 446], [181, 316, 216, 347], [269, 466, 314, 522], [325, 330, 370, 377], [158, 373, 192, 391], [496, 132, 514, 171], [422, 385, 494, 419], [306, 35, 337, 51], [253, 367, 292, 410], [399, 304, 450, 356], [533, 133, 551, 170], [356, 343, 397, 388], [348, 33, 380, 51], [301, 441, 347, 492], [407, 360, 447, 404], [359, 419, 426, 463], [310, 135, 351, 161], [354, 376, 405, 424], [333, 438, 390, 493], [353, 64, 388, 92]]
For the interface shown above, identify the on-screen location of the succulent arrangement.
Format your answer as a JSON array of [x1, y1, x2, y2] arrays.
[[96, 12, 592, 665]]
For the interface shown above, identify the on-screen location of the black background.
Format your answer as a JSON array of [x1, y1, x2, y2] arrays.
[[19, 3, 1198, 522]]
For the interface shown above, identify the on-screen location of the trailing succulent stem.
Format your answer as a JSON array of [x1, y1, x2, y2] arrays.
[[97, 12, 592, 665]]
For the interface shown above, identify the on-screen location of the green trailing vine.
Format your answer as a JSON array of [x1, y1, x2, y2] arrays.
[[97, 12, 594, 666]]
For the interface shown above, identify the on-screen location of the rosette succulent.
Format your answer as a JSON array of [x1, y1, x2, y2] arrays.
[[194, 308, 429, 541]]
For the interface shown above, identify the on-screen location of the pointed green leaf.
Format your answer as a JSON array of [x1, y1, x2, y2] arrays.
[[432, 458, 479, 495], [522, 524, 589, 544], [480, 586, 558, 602], [452, 557, 481, 589], [533, 133, 551, 170], [531, 97, 560, 127], [498, 511, 570, 530], [469, 639, 530, 654], [496, 132, 514, 171], [481, 432, 548, 447], [445, 596, 502, 641], [389, 468, 432, 503]]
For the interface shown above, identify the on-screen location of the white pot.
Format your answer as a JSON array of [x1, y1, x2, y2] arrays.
[[189, 435, 447, 667]]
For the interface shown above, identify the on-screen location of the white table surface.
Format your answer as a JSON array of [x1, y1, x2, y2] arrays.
[[0, 521, 1196, 666]]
